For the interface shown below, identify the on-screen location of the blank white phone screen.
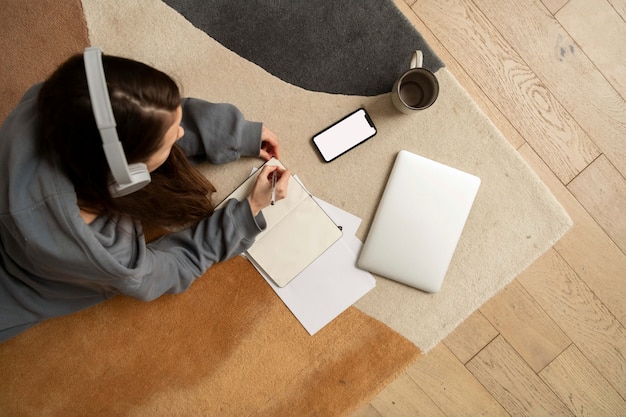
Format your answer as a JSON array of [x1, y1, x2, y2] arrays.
[[313, 109, 376, 162]]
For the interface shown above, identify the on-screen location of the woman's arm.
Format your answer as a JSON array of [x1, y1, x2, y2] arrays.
[[177, 98, 262, 164], [120, 198, 266, 301]]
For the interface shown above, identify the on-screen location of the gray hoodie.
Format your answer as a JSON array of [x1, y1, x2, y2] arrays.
[[0, 84, 266, 342]]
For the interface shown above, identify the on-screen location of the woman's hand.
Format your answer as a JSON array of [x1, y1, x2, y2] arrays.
[[247, 165, 289, 216], [259, 125, 280, 161]]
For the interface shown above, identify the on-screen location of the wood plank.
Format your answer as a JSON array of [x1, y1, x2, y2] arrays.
[[472, 0, 626, 180], [568, 155, 626, 254], [519, 144, 626, 325], [540, 345, 626, 416], [517, 249, 626, 399], [405, 344, 509, 417], [369, 372, 445, 417], [608, 0, 626, 21], [413, 0, 600, 183], [557, 0, 626, 101], [540, 0, 570, 14], [443, 310, 498, 364], [479, 280, 571, 372], [466, 335, 573, 416], [394, 0, 526, 149]]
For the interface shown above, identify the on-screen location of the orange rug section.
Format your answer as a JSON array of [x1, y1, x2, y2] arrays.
[[0, 0, 89, 121], [0, 256, 419, 416]]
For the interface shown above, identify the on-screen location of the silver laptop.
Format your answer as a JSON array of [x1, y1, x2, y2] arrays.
[[357, 150, 480, 293]]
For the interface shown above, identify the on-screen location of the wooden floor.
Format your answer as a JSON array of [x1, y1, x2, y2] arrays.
[[352, 0, 626, 415]]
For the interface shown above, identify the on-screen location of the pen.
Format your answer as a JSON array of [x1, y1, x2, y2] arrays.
[[270, 170, 277, 205]]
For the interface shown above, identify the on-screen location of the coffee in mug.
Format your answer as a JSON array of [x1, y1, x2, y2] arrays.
[[392, 51, 439, 114]]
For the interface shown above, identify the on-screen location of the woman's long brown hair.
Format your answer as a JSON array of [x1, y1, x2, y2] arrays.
[[37, 53, 216, 229]]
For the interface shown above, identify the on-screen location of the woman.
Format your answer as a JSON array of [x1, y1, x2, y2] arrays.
[[0, 51, 289, 343]]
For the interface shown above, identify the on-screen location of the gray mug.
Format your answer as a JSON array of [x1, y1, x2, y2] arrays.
[[391, 51, 439, 114]]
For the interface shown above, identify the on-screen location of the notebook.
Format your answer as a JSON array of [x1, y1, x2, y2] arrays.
[[357, 150, 481, 293], [217, 159, 343, 287]]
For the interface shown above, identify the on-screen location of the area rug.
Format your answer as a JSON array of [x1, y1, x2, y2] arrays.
[[1, 3, 572, 414], [79, 0, 571, 352], [0, 1, 420, 416]]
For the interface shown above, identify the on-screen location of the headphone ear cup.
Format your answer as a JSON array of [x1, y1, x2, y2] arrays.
[[108, 163, 151, 197]]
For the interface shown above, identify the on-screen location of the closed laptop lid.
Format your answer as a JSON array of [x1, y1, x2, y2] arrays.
[[357, 150, 480, 293]]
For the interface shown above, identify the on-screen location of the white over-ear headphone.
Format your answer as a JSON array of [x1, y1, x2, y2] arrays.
[[83, 47, 151, 197]]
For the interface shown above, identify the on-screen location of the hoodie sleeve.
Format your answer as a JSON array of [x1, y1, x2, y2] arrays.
[[116, 197, 266, 301], [177, 98, 262, 164]]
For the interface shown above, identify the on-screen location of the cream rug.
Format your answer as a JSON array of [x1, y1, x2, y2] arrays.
[[81, 0, 572, 352]]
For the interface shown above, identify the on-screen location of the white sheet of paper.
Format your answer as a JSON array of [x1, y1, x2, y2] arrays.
[[249, 197, 376, 335]]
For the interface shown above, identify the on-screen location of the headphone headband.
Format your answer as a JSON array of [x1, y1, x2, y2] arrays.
[[83, 47, 150, 197]]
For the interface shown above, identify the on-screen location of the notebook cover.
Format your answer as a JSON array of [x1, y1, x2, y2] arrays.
[[217, 159, 343, 287]]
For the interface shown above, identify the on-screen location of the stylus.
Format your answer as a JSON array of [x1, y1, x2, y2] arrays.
[[270, 170, 277, 205]]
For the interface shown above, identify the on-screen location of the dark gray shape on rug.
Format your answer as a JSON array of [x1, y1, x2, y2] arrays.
[[162, 0, 444, 96]]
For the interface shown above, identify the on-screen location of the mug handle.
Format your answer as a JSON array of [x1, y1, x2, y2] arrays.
[[410, 50, 424, 69]]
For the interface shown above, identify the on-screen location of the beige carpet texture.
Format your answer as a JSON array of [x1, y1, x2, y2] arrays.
[[79, 0, 571, 352]]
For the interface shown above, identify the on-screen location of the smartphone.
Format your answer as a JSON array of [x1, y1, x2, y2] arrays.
[[312, 108, 377, 162]]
